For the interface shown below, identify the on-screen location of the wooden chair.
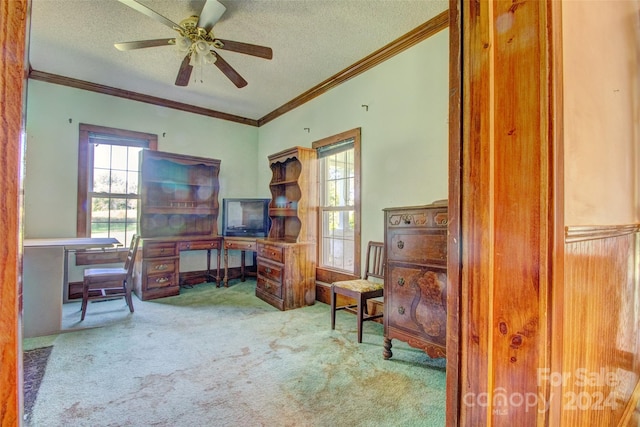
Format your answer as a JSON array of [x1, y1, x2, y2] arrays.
[[81, 235, 139, 321], [331, 241, 385, 343]]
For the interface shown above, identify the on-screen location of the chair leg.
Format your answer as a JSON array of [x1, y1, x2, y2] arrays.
[[357, 294, 365, 343], [81, 283, 89, 321], [330, 285, 337, 330], [124, 280, 134, 313]]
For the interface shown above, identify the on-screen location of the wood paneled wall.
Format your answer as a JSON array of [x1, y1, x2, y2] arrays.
[[0, 0, 28, 424], [563, 226, 640, 426]]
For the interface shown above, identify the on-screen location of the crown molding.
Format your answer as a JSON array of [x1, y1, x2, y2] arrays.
[[258, 10, 449, 126], [28, 69, 259, 127]]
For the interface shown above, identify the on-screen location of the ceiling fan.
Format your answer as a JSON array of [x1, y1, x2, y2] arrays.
[[114, 0, 273, 88]]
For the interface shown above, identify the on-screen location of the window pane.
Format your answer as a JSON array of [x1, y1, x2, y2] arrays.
[[92, 197, 110, 222], [91, 221, 110, 239], [93, 168, 110, 193], [93, 144, 111, 169], [127, 171, 138, 194], [326, 180, 337, 207], [110, 169, 127, 194], [110, 145, 129, 171], [128, 147, 143, 172]]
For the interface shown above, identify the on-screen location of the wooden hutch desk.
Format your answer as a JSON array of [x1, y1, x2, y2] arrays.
[[135, 150, 222, 300]]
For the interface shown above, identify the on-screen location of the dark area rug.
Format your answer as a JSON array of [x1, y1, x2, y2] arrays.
[[23, 346, 53, 424]]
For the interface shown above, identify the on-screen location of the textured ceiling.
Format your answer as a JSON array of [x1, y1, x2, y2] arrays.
[[29, 0, 448, 121]]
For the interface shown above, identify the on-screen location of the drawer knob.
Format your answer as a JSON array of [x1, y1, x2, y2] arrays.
[[398, 306, 405, 315], [154, 264, 168, 271], [397, 277, 405, 286], [265, 283, 271, 290], [156, 277, 169, 284], [265, 267, 272, 274], [397, 240, 404, 249]]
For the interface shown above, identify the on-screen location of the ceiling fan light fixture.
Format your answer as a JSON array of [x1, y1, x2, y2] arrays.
[[175, 36, 191, 52], [194, 40, 210, 55]]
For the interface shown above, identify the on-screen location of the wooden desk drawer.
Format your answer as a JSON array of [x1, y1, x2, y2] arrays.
[[256, 243, 284, 263], [145, 273, 178, 290], [224, 239, 257, 251], [257, 276, 282, 299], [178, 240, 221, 251], [387, 231, 446, 265], [144, 241, 177, 258], [257, 258, 283, 283], [145, 258, 177, 275]]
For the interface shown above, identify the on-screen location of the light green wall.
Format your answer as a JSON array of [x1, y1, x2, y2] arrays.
[[257, 30, 449, 248], [24, 80, 259, 240]]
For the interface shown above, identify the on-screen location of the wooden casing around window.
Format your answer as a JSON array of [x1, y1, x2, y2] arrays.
[[76, 123, 158, 237]]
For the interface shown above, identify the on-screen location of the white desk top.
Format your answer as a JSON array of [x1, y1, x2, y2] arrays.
[[24, 237, 121, 248]]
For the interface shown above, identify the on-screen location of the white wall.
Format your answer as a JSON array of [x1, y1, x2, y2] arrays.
[[563, 1, 640, 225], [257, 30, 449, 250]]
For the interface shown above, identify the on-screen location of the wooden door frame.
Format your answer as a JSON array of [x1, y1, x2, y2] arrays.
[[446, 0, 462, 425], [0, 0, 28, 424]]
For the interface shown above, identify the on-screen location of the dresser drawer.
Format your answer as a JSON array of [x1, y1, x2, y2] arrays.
[[387, 231, 446, 265], [145, 273, 178, 290], [257, 276, 282, 299], [256, 242, 284, 263], [178, 239, 221, 251], [145, 258, 177, 275], [225, 239, 257, 251], [143, 241, 177, 258], [257, 258, 283, 283], [386, 265, 447, 346]]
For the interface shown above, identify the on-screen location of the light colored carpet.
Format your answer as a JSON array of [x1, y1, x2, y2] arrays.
[[24, 280, 446, 426]]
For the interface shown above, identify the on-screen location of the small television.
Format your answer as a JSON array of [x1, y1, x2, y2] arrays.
[[222, 198, 271, 237]]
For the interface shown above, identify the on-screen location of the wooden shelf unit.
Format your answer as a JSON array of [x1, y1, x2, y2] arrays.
[[257, 146, 318, 310]]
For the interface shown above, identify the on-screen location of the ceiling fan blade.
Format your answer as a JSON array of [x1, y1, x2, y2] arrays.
[[214, 39, 273, 60], [114, 38, 175, 51], [213, 52, 248, 88], [175, 54, 193, 86], [197, 0, 226, 33], [117, 0, 184, 31]]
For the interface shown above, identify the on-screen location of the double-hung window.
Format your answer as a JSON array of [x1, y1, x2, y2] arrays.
[[77, 124, 157, 246], [313, 128, 361, 279]]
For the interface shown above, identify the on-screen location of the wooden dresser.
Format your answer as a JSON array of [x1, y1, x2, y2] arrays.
[[382, 201, 448, 359], [255, 240, 316, 310]]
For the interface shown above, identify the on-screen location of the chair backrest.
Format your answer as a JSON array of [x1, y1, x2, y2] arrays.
[[124, 235, 140, 276], [363, 241, 384, 281]]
